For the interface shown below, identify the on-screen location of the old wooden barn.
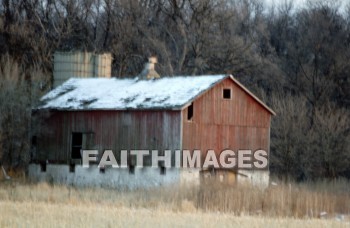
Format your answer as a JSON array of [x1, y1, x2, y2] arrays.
[[29, 72, 275, 189]]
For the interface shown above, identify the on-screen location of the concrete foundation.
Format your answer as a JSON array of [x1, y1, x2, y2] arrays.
[[28, 164, 180, 189], [28, 164, 269, 189], [180, 169, 200, 186], [237, 170, 270, 189]]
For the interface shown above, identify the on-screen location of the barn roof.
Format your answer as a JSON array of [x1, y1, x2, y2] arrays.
[[37, 75, 275, 115]]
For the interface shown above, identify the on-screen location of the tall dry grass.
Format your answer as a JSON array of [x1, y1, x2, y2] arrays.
[[0, 201, 346, 228], [197, 179, 350, 217], [0, 178, 349, 219]]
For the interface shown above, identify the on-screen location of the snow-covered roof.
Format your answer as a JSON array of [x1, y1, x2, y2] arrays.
[[38, 75, 227, 110], [37, 74, 276, 115]]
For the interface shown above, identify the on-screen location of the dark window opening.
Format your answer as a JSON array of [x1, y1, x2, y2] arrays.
[[99, 166, 105, 173], [69, 164, 75, 173], [71, 133, 82, 159], [40, 163, 46, 172], [223, 89, 231, 99], [31, 136, 37, 147], [129, 165, 135, 174], [187, 103, 193, 121], [160, 166, 166, 175]]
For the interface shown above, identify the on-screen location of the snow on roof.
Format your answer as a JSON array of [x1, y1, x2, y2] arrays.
[[38, 75, 227, 110]]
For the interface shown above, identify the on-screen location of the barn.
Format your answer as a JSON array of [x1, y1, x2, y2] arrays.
[[29, 69, 275, 189]]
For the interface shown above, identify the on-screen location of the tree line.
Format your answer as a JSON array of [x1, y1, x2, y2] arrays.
[[0, 0, 349, 180]]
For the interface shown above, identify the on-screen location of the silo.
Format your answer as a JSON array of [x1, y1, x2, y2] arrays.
[[53, 51, 112, 88]]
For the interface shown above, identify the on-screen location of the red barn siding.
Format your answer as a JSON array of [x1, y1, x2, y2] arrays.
[[35, 110, 182, 165], [34, 77, 272, 170], [182, 78, 271, 165]]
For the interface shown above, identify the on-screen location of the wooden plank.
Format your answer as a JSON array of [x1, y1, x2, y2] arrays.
[[35, 110, 182, 164], [182, 78, 272, 168]]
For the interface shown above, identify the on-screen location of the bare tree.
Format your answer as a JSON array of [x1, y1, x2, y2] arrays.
[[0, 0, 349, 180], [0, 56, 47, 172]]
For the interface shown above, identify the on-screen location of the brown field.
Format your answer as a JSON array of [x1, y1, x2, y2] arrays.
[[0, 179, 349, 227]]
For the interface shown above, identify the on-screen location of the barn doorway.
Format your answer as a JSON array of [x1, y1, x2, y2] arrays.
[[71, 132, 95, 163], [71, 133, 83, 159]]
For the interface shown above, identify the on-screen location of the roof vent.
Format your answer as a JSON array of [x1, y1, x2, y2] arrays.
[[139, 57, 160, 79]]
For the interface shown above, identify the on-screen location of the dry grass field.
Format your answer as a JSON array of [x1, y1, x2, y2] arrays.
[[0, 179, 349, 227], [0, 202, 347, 228]]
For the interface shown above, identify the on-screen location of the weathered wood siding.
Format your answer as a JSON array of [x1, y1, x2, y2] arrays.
[[34, 110, 182, 165], [34, 77, 272, 170], [182, 78, 271, 165]]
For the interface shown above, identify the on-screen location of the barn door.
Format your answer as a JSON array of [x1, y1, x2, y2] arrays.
[[71, 132, 95, 163], [82, 133, 95, 150]]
